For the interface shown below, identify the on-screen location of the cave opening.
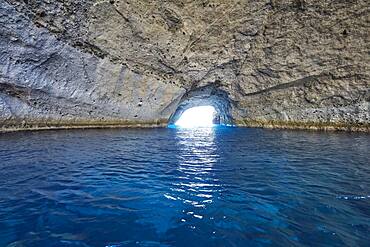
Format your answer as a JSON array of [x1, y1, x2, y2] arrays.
[[174, 105, 216, 128], [168, 85, 233, 128]]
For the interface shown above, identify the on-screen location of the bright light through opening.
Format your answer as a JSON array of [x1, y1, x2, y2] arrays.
[[175, 106, 216, 128]]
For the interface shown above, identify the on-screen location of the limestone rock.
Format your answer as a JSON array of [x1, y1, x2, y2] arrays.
[[0, 0, 369, 131]]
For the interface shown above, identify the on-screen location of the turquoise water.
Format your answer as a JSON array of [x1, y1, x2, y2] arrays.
[[0, 127, 369, 246]]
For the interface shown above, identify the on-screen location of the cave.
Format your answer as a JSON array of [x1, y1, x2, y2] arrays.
[[1, 1, 369, 246], [168, 85, 233, 128]]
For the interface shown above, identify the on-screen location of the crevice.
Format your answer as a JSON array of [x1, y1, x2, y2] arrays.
[[243, 74, 326, 97], [113, 7, 130, 23]]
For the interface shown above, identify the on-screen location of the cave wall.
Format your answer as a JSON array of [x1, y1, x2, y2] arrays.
[[0, 0, 369, 131]]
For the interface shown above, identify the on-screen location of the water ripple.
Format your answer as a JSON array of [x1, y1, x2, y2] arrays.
[[0, 128, 369, 246]]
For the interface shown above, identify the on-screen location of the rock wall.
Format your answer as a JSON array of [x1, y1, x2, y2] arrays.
[[0, 0, 369, 131]]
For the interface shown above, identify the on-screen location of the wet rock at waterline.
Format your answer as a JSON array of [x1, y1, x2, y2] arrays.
[[0, 0, 369, 131]]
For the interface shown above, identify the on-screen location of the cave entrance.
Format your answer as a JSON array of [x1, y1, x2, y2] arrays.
[[174, 106, 216, 128], [168, 85, 233, 128]]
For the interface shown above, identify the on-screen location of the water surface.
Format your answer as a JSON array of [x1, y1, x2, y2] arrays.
[[0, 127, 369, 246]]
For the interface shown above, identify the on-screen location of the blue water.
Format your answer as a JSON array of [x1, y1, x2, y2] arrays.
[[0, 127, 369, 247]]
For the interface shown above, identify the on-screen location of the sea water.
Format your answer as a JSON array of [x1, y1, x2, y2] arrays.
[[0, 127, 369, 246]]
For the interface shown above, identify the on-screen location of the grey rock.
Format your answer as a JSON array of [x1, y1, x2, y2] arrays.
[[0, 0, 369, 131]]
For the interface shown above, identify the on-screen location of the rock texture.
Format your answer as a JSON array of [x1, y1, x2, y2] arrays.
[[0, 0, 369, 131]]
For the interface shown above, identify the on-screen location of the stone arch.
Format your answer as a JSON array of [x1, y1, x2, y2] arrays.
[[168, 85, 233, 126]]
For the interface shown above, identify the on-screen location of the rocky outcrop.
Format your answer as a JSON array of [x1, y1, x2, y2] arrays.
[[0, 0, 369, 131]]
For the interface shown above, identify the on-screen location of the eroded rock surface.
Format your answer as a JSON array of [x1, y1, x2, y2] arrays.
[[0, 0, 369, 131]]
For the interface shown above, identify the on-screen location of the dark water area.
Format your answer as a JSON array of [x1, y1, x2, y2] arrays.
[[0, 127, 369, 247]]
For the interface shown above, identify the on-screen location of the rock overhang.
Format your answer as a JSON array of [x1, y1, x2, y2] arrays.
[[0, 0, 369, 132]]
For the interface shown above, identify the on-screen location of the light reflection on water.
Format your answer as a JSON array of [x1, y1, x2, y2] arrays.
[[0, 127, 369, 246], [167, 128, 220, 214]]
